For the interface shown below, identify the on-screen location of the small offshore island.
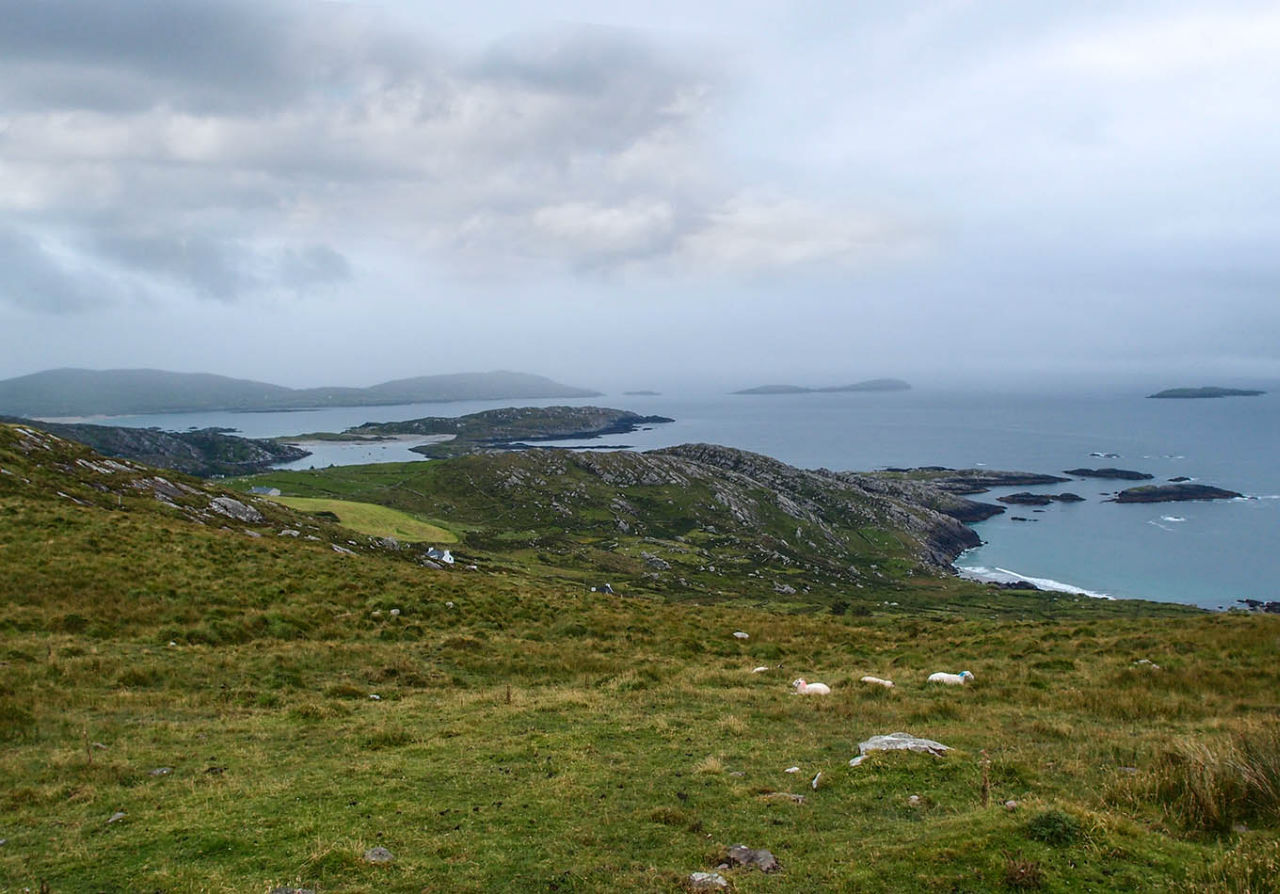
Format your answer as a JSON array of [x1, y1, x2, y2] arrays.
[[734, 377, 912, 395], [1113, 483, 1244, 503], [1148, 386, 1266, 399]]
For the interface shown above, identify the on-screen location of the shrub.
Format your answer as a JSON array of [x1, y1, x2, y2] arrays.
[[1025, 809, 1081, 846], [1003, 853, 1045, 890], [0, 699, 36, 741]]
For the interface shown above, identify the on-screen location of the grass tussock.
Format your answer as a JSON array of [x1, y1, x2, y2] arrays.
[[1190, 836, 1280, 893], [1144, 725, 1280, 833]]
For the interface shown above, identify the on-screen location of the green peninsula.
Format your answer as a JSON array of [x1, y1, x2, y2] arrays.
[[292, 405, 674, 459]]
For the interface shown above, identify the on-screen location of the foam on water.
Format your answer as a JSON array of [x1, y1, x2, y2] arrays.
[[957, 564, 1112, 599]]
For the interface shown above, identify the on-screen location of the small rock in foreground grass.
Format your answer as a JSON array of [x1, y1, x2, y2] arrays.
[[107, 811, 126, 824], [363, 846, 394, 863], [688, 871, 728, 889], [721, 844, 781, 873]]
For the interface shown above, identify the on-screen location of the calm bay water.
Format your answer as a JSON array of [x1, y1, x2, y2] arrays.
[[91, 387, 1279, 609]]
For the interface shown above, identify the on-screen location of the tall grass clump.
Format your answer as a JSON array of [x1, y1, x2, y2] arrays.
[[1149, 725, 1280, 833], [1189, 837, 1280, 893]]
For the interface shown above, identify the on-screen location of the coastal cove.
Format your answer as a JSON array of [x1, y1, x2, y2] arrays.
[[75, 386, 1279, 610]]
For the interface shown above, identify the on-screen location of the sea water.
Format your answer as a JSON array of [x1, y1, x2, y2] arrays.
[[87, 387, 1279, 609]]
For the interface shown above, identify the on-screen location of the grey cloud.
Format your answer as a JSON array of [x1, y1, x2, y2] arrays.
[[0, 0, 434, 115], [0, 226, 114, 313], [0, 1, 901, 311], [92, 231, 252, 301], [278, 244, 352, 289]]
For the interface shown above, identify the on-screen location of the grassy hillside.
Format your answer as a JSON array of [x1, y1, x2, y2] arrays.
[[268, 495, 457, 543], [2, 425, 1279, 892]]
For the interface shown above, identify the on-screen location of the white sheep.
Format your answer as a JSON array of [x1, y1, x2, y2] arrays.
[[791, 678, 831, 695], [860, 675, 895, 688], [927, 670, 974, 686]]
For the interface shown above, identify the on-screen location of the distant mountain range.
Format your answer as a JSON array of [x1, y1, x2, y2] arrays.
[[734, 378, 911, 395], [0, 368, 601, 417]]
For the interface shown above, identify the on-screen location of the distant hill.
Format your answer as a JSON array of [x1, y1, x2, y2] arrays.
[[734, 378, 911, 395], [0, 368, 601, 417], [1147, 386, 1266, 399]]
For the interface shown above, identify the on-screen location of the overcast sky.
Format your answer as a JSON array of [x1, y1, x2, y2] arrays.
[[2, 0, 1278, 390]]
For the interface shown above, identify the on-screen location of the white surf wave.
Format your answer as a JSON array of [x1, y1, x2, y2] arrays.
[[957, 565, 1112, 599], [1160, 516, 1186, 523]]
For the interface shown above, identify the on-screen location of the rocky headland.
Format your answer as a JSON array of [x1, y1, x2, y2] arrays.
[[0, 415, 308, 477]]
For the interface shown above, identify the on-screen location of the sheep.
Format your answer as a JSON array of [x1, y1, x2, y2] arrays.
[[791, 678, 831, 695], [860, 675, 895, 688], [927, 670, 974, 686]]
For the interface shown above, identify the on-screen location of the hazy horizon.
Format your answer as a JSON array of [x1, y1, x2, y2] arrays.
[[3, 1, 1278, 388]]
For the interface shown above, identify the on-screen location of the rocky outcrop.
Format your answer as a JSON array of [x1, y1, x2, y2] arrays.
[[1113, 484, 1242, 503], [649, 444, 982, 570]]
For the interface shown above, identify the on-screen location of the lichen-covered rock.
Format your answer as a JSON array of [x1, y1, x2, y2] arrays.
[[209, 496, 265, 524]]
